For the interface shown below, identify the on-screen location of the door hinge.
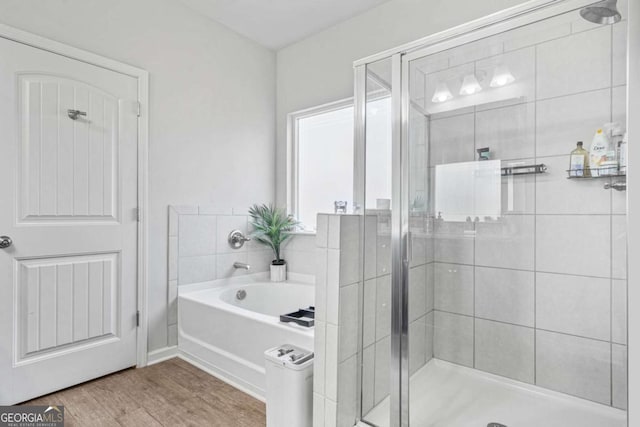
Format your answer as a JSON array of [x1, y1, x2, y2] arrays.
[[136, 101, 141, 117], [136, 207, 141, 222], [136, 310, 140, 327]]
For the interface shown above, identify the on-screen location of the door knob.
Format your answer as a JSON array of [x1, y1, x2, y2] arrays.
[[0, 236, 12, 249]]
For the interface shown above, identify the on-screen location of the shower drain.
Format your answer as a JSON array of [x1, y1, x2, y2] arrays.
[[487, 423, 507, 427]]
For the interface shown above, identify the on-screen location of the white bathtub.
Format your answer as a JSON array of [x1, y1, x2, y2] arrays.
[[178, 275, 315, 400]]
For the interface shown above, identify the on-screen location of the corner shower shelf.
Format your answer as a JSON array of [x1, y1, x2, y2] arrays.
[[566, 167, 627, 179]]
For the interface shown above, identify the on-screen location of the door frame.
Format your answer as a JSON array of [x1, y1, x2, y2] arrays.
[[0, 23, 150, 367]]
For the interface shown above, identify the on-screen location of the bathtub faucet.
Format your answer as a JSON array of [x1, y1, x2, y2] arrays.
[[233, 262, 251, 271]]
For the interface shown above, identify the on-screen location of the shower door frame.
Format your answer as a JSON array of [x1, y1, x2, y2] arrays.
[[354, 0, 638, 426]]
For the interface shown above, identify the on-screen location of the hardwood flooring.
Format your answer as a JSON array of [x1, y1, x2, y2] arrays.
[[23, 357, 266, 427]]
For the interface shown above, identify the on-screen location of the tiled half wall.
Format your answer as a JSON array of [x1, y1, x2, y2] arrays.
[[166, 205, 317, 346]]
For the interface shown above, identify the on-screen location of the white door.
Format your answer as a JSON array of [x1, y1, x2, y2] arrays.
[[0, 37, 139, 404]]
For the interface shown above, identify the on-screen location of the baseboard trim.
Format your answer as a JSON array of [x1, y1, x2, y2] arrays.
[[147, 346, 178, 365], [177, 351, 265, 402]]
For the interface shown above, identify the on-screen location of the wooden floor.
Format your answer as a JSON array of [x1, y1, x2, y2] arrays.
[[24, 357, 266, 427]]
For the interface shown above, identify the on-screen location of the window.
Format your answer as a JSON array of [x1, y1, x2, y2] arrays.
[[288, 97, 392, 231], [289, 101, 354, 231]]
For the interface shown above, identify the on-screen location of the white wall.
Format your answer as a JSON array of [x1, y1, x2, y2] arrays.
[[0, 0, 276, 352], [275, 0, 530, 206]]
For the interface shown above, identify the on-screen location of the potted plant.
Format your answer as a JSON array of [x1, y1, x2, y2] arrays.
[[248, 204, 299, 282]]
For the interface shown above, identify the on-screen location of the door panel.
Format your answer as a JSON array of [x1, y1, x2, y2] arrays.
[[17, 253, 118, 361], [0, 36, 138, 404], [18, 75, 120, 222]]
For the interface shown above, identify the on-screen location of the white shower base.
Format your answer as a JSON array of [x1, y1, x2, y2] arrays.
[[362, 359, 626, 427]]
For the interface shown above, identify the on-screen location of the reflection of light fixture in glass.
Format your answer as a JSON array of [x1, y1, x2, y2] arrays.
[[431, 82, 453, 103], [459, 74, 482, 95], [490, 65, 516, 88]]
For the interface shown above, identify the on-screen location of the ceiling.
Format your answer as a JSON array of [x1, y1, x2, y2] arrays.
[[178, 0, 391, 50]]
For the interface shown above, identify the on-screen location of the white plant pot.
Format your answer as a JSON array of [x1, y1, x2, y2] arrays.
[[270, 262, 287, 282]]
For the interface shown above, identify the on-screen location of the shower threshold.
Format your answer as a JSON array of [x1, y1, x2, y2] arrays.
[[362, 359, 626, 427]]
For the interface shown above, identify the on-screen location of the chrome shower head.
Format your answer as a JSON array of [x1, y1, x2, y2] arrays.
[[580, 0, 621, 24]]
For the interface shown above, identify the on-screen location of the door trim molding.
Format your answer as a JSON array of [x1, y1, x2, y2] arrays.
[[0, 23, 150, 367]]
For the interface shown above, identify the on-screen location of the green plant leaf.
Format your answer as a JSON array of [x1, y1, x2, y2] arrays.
[[248, 204, 299, 261]]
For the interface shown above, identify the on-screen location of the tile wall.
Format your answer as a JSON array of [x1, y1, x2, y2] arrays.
[[167, 205, 317, 345], [313, 214, 362, 427], [361, 212, 434, 415], [417, 15, 628, 408], [313, 214, 361, 427], [315, 213, 434, 425]]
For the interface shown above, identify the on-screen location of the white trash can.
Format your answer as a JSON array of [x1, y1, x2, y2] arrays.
[[264, 344, 314, 427]]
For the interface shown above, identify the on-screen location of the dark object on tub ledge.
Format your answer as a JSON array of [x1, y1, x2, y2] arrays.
[[280, 307, 315, 327]]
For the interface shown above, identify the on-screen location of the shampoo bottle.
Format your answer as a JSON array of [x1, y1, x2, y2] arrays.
[[589, 128, 610, 177], [569, 141, 590, 177]]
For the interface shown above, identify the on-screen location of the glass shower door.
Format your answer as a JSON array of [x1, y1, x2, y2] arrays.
[[359, 56, 395, 426], [359, 54, 435, 427], [357, 1, 629, 426], [403, 3, 628, 426]]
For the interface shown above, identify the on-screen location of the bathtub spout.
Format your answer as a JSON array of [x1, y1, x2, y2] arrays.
[[233, 262, 251, 271]]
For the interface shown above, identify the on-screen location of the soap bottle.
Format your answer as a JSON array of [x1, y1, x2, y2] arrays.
[[609, 123, 624, 161], [569, 141, 590, 177], [589, 128, 610, 177], [619, 132, 628, 174]]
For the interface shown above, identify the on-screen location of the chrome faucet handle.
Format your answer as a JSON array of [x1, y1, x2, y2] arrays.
[[228, 230, 251, 249]]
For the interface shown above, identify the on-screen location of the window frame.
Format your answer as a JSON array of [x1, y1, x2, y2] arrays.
[[286, 97, 355, 230]]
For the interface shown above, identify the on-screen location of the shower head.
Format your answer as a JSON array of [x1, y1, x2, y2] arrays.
[[580, 0, 621, 24]]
